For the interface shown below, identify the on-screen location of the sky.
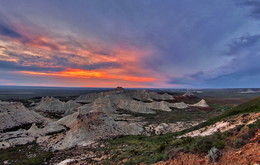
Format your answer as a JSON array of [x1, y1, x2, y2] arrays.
[[0, 0, 259, 88]]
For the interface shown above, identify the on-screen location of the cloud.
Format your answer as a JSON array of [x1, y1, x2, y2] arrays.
[[239, 0, 260, 18], [227, 33, 260, 55], [169, 32, 260, 87], [0, 19, 27, 40], [0, 60, 64, 72], [0, 0, 259, 87]]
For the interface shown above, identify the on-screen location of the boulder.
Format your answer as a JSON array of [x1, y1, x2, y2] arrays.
[[208, 147, 221, 162]]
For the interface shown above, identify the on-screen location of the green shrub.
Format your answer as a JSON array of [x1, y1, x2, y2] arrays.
[[213, 139, 225, 149], [144, 153, 166, 164], [191, 137, 213, 153], [233, 138, 245, 148]]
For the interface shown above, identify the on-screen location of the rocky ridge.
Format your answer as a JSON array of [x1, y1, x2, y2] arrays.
[[0, 88, 211, 151], [0, 101, 47, 132], [34, 97, 80, 116]]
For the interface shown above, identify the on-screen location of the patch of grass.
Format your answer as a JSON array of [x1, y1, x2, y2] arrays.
[[0, 143, 53, 165]]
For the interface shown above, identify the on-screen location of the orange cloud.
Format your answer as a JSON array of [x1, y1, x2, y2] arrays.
[[20, 67, 157, 83], [0, 22, 167, 87]]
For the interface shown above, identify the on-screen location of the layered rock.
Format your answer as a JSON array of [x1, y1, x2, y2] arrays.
[[131, 90, 174, 101], [34, 97, 80, 116], [0, 123, 66, 149], [37, 110, 145, 150], [118, 100, 172, 114], [79, 92, 174, 114], [171, 102, 189, 109], [181, 113, 260, 138], [0, 101, 46, 132], [145, 122, 200, 135], [0, 88, 202, 151], [0, 129, 35, 149], [76, 89, 174, 104]]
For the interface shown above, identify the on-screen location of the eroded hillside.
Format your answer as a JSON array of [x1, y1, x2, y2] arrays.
[[0, 88, 259, 165]]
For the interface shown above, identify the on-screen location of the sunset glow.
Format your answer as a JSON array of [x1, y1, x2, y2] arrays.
[[0, 0, 259, 88]]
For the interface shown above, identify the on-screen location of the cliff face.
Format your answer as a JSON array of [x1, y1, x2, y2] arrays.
[[34, 97, 81, 116], [0, 101, 46, 132], [38, 110, 145, 150]]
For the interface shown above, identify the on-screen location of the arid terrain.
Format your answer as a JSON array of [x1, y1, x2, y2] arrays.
[[0, 87, 259, 165]]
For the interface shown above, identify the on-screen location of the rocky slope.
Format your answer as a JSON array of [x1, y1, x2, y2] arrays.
[[0, 88, 218, 164], [33, 88, 179, 150], [0, 101, 47, 132], [34, 97, 80, 116], [181, 112, 260, 137]]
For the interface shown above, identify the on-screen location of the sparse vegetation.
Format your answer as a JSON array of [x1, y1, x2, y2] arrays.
[[1, 93, 259, 165], [104, 97, 260, 164], [106, 118, 259, 164], [0, 143, 53, 165]]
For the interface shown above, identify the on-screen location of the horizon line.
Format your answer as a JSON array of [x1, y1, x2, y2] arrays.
[[0, 85, 259, 89]]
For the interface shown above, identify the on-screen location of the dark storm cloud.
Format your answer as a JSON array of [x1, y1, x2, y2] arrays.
[[0, 60, 64, 72], [239, 0, 260, 18], [169, 32, 260, 88], [227, 33, 260, 55]]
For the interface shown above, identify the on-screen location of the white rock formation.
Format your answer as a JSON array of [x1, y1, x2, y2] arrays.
[[118, 100, 172, 114], [192, 99, 209, 108], [131, 90, 174, 101], [0, 101, 46, 131], [38, 110, 145, 150], [144, 122, 201, 135], [34, 97, 80, 116], [181, 113, 260, 138], [182, 91, 195, 97], [171, 102, 189, 109], [0, 88, 204, 151], [76, 89, 174, 104]]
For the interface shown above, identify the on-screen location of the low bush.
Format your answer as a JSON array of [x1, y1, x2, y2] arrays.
[[213, 139, 225, 149], [232, 138, 246, 148]]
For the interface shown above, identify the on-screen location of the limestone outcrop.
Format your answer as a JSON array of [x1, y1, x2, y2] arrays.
[[34, 97, 80, 116], [0, 88, 202, 151], [118, 100, 172, 114], [182, 91, 195, 97], [192, 99, 209, 108], [171, 102, 189, 109], [0, 101, 46, 132], [76, 89, 174, 104], [130, 90, 174, 101], [37, 110, 145, 150]]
